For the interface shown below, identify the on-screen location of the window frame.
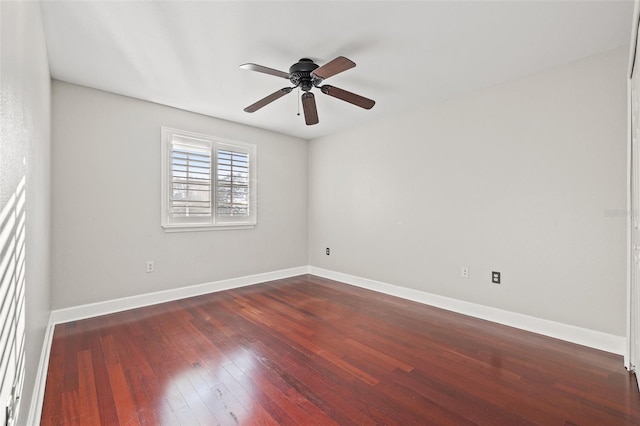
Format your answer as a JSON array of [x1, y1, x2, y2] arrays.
[[161, 127, 257, 232]]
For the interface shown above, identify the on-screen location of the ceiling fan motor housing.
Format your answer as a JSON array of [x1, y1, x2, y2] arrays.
[[289, 58, 320, 92]]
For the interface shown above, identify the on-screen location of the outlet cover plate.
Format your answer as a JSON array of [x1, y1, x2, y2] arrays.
[[461, 267, 469, 278]]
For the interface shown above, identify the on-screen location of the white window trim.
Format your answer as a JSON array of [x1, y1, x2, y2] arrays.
[[161, 127, 257, 232]]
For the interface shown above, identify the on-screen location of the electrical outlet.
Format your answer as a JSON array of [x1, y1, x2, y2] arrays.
[[326, 248, 330, 256], [461, 267, 469, 278], [146, 261, 154, 273], [492, 271, 501, 284]]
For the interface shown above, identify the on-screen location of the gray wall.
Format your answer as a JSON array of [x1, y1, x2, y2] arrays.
[[308, 47, 628, 336], [51, 81, 308, 309], [1, 1, 52, 424]]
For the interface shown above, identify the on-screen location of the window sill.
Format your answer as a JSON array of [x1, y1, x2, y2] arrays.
[[162, 223, 256, 233]]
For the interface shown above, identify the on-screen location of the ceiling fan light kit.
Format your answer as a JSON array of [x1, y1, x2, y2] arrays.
[[240, 56, 375, 126]]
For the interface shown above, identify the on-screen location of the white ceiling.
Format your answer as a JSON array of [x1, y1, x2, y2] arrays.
[[40, 1, 633, 140]]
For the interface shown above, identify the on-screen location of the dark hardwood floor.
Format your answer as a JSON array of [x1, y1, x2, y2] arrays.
[[41, 274, 640, 425]]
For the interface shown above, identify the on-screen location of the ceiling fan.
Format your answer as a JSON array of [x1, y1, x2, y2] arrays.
[[240, 56, 375, 126]]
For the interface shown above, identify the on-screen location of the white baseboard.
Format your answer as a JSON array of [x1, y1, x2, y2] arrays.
[[50, 266, 309, 324], [24, 313, 55, 426], [308, 266, 626, 355]]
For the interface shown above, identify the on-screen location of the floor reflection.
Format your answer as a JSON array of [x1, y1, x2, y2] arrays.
[[160, 348, 256, 425]]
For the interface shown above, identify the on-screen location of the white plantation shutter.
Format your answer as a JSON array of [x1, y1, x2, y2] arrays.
[[161, 128, 256, 230], [0, 176, 26, 426], [171, 142, 212, 219], [216, 148, 250, 217]]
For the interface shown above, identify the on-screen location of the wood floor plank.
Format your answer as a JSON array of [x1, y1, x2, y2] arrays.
[[88, 335, 119, 425], [107, 362, 141, 425], [41, 274, 640, 425], [76, 350, 100, 423]]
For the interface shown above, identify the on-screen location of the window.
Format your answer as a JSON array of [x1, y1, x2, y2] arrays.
[[161, 127, 256, 231]]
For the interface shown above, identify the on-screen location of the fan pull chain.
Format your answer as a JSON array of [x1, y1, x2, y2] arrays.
[[297, 87, 301, 116]]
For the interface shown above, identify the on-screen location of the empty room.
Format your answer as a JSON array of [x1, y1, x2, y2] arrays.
[[3, 0, 640, 425]]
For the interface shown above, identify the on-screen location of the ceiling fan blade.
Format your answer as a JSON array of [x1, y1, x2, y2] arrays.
[[311, 56, 356, 80], [244, 88, 293, 113], [301, 92, 319, 125], [320, 85, 375, 110], [240, 63, 290, 79]]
